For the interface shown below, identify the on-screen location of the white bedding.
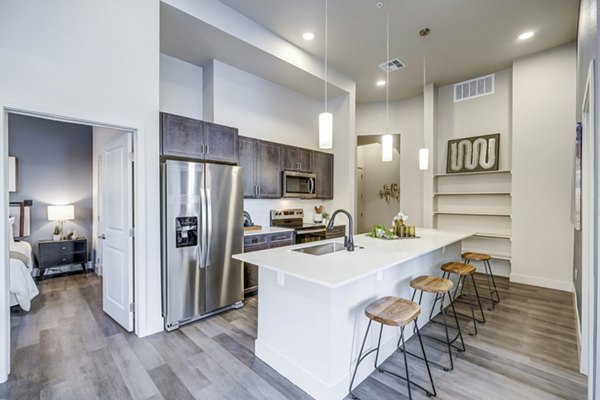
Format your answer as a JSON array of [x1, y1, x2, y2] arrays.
[[9, 240, 38, 311]]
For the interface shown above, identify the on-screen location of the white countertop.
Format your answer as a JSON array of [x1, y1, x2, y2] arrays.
[[233, 228, 474, 288], [243, 226, 295, 237]]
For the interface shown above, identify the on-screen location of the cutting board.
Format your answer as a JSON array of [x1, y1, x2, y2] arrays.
[[243, 225, 262, 232]]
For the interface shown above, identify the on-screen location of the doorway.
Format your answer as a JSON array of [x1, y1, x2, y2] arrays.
[[356, 134, 401, 233], [4, 109, 137, 371]]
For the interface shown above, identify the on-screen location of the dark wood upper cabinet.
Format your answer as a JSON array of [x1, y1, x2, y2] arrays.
[[313, 151, 334, 199], [238, 136, 258, 198], [281, 145, 313, 172], [160, 113, 239, 164], [239, 136, 281, 199], [203, 121, 239, 164]]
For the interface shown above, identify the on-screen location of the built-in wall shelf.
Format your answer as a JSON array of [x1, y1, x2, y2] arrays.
[[434, 211, 511, 217], [462, 251, 511, 262], [434, 169, 512, 177], [434, 192, 511, 196], [433, 169, 513, 276]]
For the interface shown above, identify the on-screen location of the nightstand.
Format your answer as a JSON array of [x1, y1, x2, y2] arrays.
[[36, 238, 88, 281]]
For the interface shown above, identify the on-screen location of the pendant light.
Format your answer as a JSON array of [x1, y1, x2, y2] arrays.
[[319, 0, 333, 149], [419, 28, 430, 170], [381, 3, 393, 162]]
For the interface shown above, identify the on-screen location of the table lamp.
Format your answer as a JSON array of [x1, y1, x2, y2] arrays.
[[48, 205, 74, 240]]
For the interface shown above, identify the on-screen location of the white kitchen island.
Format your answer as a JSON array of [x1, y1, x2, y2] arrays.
[[233, 228, 474, 400]]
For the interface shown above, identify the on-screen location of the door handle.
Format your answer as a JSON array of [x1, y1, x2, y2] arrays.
[[98, 234, 106, 240], [205, 188, 212, 267], [199, 189, 207, 268]]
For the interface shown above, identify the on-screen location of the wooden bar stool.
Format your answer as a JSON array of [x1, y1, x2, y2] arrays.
[[409, 275, 465, 371], [349, 296, 436, 400], [463, 252, 500, 310], [430, 262, 486, 335]]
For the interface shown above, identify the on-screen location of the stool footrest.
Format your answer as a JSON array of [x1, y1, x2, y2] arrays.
[[377, 366, 436, 396], [420, 329, 464, 351], [446, 310, 485, 325]]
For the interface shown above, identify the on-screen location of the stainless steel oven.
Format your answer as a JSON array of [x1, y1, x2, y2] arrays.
[[294, 226, 327, 243], [282, 171, 316, 198]]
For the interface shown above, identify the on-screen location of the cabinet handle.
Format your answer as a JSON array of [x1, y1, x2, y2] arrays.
[[258, 185, 261, 197], [200, 144, 205, 154], [206, 144, 210, 155], [61, 247, 66, 250]]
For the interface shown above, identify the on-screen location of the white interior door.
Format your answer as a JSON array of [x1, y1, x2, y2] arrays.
[[100, 132, 134, 331]]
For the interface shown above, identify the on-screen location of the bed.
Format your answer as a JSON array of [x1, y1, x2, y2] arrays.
[[8, 215, 39, 311]]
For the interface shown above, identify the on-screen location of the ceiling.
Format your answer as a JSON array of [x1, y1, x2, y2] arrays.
[[216, 0, 579, 102]]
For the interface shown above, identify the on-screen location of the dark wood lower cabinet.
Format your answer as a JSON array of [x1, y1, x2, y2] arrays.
[[243, 231, 294, 296]]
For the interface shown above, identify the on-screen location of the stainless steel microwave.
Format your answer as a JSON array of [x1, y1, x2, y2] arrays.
[[282, 171, 316, 198]]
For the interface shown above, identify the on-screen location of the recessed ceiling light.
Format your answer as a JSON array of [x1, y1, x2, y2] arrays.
[[518, 31, 534, 40], [303, 32, 315, 41], [376, 80, 386, 87]]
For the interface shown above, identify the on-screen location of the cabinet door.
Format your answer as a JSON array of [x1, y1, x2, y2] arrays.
[[313, 151, 334, 199], [239, 137, 257, 198], [298, 148, 313, 172], [161, 113, 204, 159], [256, 140, 282, 198], [281, 145, 298, 171], [203, 121, 239, 164]]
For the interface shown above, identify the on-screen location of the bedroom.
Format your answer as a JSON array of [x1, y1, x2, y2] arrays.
[[7, 113, 134, 329]]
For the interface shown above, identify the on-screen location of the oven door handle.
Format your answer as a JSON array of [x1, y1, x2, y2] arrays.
[[297, 228, 327, 235]]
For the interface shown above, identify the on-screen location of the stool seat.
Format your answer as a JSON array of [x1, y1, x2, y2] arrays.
[[410, 275, 453, 294], [462, 252, 491, 262], [365, 296, 420, 327], [441, 262, 476, 276]]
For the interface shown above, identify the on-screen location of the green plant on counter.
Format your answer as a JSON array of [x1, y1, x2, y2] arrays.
[[366, 224, 396, 239], [53, 224, 61, 235]]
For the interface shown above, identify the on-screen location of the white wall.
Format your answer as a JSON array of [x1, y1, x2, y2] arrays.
[[160, 53, 203, 120], [0, 0, 161, 382], [356, 143, 400, 232], [511, 44, 576, 291], [92, 127, 123, 275], [436, 68, 513, 172], [208, 60, 353, 226], [356, 96, 424, 227]]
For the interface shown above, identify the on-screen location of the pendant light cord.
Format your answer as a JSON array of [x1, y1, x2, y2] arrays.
[[385, 3, 389, 134], [324, 0, 328, 113]]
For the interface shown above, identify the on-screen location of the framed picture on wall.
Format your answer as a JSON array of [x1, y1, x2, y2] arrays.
[[446, 133, 500, 173]]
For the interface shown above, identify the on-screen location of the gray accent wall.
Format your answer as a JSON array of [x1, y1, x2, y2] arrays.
[[8, 114, 93, 265]]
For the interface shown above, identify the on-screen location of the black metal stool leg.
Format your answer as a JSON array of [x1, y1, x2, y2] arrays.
[[349, 320, 373, 399], [447, 290, 466, 352], [399, 326, 412, 400], [480, 259, 496, 310], [414, 322, 436, 397], [487, 259, 500, 303], [373, 323, 384, 369], [471, 273, 486, 324], [463, 274, 479, 335], [438, 292, 454, 371]]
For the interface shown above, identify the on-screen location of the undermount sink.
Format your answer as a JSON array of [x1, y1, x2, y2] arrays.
[[293, 241, 347, 256]]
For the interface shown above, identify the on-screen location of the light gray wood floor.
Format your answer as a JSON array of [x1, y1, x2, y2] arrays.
[[0, 273, 587, 400]]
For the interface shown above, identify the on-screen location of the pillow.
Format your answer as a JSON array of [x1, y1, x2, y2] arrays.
[[8, 217, 15, 244]]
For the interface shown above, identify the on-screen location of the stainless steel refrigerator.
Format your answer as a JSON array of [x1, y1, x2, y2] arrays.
[[161, 159, 244, 331]]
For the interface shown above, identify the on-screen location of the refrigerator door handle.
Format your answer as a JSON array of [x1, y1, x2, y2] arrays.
[[199, 188, 207, 268], [205, 188, 213, 267]]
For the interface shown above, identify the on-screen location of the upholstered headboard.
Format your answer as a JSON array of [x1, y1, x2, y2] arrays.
[[9, 200, 32, 238]]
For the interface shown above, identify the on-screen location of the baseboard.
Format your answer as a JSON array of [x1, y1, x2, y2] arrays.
[[509, 273, 573, 292], [572, 282, 582, 363]]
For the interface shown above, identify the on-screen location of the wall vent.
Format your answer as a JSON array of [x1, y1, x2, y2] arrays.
[[379, 58, 405, 72], [454, 74, 495, 102]]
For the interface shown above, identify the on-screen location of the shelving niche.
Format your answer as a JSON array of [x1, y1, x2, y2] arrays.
[[434, 170, 512, 277]]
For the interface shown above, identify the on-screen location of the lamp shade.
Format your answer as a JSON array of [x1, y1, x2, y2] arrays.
[[319, 112, 333, 149], [419, 147, 429, 170], [48, 205, 74, 221], [382, 134, 393, 162]]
